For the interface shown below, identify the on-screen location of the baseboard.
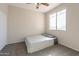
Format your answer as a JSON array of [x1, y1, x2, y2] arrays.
[[7, 40, 24, 45], [0, 45, 6, 51], [59, 43, 79, 52]]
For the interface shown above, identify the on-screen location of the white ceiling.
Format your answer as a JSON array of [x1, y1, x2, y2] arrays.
[[8, 3, 60, 13]]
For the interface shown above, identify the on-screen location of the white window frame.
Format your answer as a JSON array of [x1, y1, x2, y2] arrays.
[[49, 13, 56, 30], [49, 9, 66, 31]]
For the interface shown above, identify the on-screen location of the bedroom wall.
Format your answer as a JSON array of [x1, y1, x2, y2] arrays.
[[7, 6, 45, 44], [0, 4, 8, 50], [45, 4, 79, 51]]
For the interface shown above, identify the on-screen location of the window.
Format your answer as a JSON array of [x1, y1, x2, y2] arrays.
[[57, 9, 66, 30], [49, 9, 66, 31], [49, 13, 56, 30]]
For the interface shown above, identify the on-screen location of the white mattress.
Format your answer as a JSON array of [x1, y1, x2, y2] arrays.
[[26, 35, 54, 44], [25, 35, 54, 53]]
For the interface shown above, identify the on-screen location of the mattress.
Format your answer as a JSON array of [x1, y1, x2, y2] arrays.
[[26, 35, 54, 43], [25, 35, 54, 53]]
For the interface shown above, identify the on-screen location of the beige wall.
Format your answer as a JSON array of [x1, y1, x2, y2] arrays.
[[0, 4, 8, 50], [45, 4, 79, 51], [7, 6, 45, 44]]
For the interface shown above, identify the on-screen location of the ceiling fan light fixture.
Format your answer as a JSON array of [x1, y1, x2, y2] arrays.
[[26, 3, 49, 9], [36, 3, 40, 9]]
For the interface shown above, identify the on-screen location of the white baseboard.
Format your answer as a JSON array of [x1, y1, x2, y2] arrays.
[[0, 42, 7, 51], [59, 43, 79, 52], [7, 40, 24, 45]]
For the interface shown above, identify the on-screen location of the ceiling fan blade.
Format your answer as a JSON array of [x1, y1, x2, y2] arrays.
[[26, 3, 31, 4], [41, 3, 49, 6]]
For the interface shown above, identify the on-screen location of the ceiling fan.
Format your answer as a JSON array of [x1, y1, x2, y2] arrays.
[[26, 3, 49, 9]]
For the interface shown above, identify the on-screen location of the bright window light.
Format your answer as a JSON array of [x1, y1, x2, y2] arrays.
[[49, 9, 66, 31], [57, 9, 66, 31], [49, 13, 56, 30]]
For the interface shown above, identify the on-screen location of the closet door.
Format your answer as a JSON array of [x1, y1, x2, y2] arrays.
[[0, 11, 7, 51]]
